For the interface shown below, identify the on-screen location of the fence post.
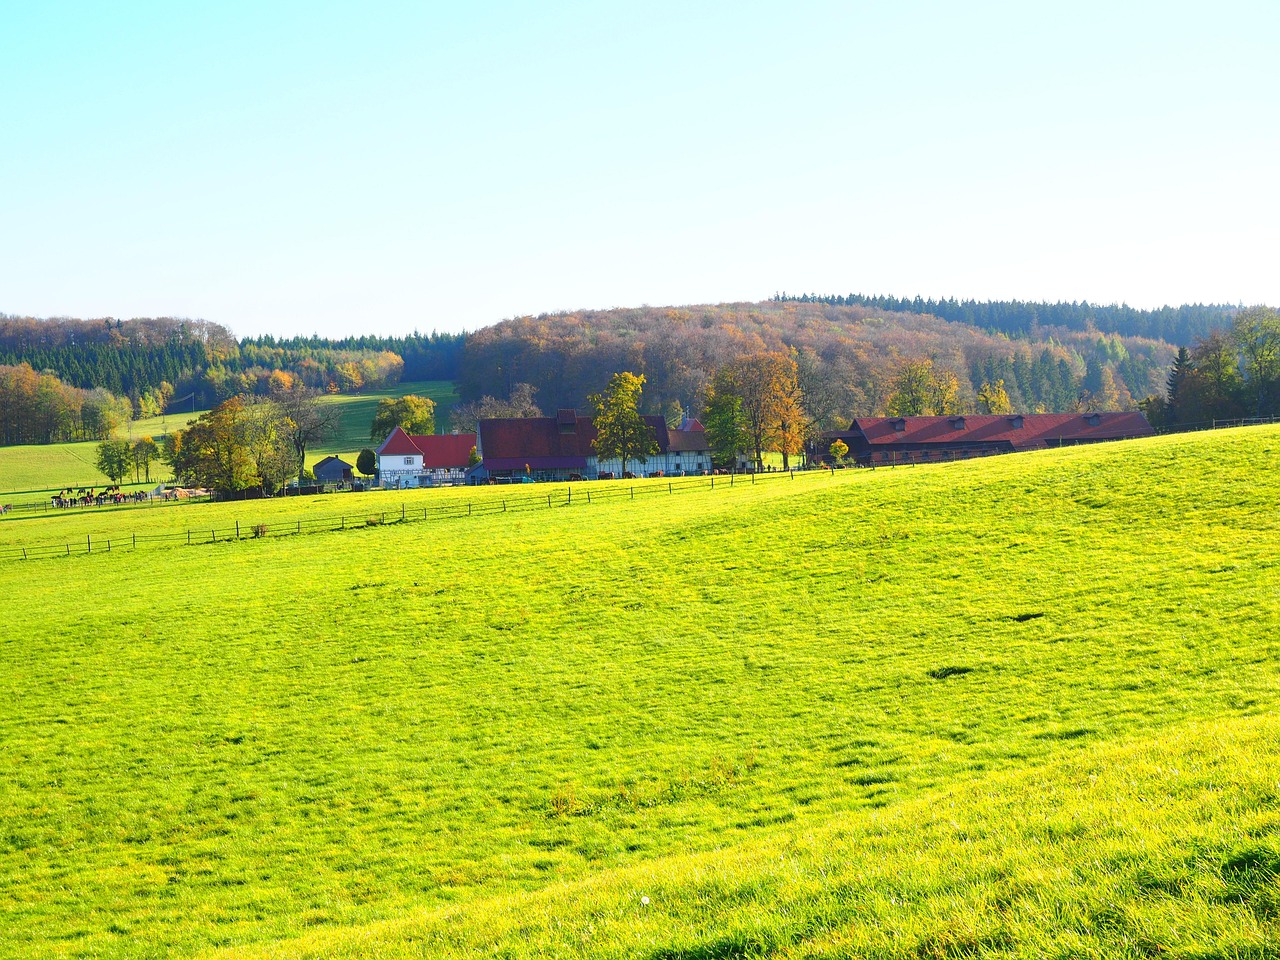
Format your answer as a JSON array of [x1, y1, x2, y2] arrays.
[[67, 543, 70, 556], [297, 520, 301, 534], [503, 500, 507, 512], [235, 520, 240, 539], [669, 482, 672, 493], [187, 530, 191, 545], [341, 517, 345, 530], [402, 504, 406, 521], [468, 503, 472, 516], [133, 533, 136, 548], [21, 547, 25, 560], [711, 477, 715, 490], [548, 493, 552, 508], [587, 490, 591, 504], [87, 534, 91, 553], [631, 486, 634, 500]]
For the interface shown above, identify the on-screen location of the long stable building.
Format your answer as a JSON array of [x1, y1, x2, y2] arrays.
[[468, 410, 712, 482], [817, 412, 1154, 466]]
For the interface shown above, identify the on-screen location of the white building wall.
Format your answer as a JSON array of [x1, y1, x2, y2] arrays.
[[592, 448, 712, 477], [378, 453, 423, 488]]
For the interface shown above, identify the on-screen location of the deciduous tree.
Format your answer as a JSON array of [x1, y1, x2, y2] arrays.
[[589, 372, 658, 476], [1232, 306, 1280, 416], [370, 395, 435, 443], [887, 359, 966, 417], [718, 351, 800, 471], [702, 374, 749, 469], [95, 438, 133, 483], [976, 380, 1012, 415], [132, 436, 160, 483], [275, 385, 339, 492]]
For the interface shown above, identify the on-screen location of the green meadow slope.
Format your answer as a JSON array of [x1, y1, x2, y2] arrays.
[[0, 427, 1278, 958]]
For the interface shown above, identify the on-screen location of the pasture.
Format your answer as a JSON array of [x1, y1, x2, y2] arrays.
[[0, 380, 458, 500], [1, 426, 1278, 958]]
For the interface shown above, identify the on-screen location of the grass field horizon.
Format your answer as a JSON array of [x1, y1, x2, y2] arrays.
[[2, 426, 1278, 957]]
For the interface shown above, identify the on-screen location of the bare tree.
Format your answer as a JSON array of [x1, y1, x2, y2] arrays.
[[273, 385, 340, 492]]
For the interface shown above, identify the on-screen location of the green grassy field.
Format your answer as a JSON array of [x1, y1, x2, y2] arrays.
[[0, 381, 458, 499], [1, 427, 1278, 958]]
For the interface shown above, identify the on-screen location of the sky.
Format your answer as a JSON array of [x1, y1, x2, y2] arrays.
[[1, 1, 1277, 338]]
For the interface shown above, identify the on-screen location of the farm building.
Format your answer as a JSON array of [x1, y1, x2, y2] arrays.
[[312, 455, 354, 483], [375, 427, 477, 488], [815, 412, 1155, 466], [467, 410, 712, 482]]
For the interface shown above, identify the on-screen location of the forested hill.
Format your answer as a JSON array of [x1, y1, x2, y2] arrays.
[[459, 300, 1176, 421], [2, 295, 1231, 440], [0, 315, 464, 409], [776, 293, 1238, 346]]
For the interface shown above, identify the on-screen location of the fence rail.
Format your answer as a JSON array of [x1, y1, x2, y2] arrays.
[[1154, 415, 1280, 435], [0, 468, 820, 562]]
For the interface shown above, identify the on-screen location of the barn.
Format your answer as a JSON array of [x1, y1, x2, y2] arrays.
[[816, 412, 1155, 466], [312, 455, 354, 484], [467, 410, 712, 483]]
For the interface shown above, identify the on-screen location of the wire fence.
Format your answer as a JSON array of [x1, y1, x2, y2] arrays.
[[0, 468, 824, 562], [1154, 415, 1280, 435], [0, 491, 213, 517]]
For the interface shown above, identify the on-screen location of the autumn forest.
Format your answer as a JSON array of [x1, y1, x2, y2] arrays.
[[1, 296, 1275, 450]]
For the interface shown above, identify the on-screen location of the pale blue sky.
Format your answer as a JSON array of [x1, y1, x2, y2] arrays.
[[1, 1, 1276, 337]]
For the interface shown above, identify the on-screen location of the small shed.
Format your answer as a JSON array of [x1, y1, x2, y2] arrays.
[[313, 455, 354, 483]]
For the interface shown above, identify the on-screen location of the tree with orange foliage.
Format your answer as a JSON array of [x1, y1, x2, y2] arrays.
[[719, 351, 803, 471]]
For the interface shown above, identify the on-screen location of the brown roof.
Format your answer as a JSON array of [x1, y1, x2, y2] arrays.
[[668, 423, 710, 452], [478, 413, 678, 461], [852, 413, 1153, 450]]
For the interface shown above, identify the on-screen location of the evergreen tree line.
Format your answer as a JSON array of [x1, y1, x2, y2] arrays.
[[239, 331, 465, 381], [1141, 307, 1280, 427], [0, 317, 467, 422], [773, 293, 1240, 347]]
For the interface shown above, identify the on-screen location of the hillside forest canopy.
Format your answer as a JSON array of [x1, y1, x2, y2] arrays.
[[1, 299, 1275, 450]]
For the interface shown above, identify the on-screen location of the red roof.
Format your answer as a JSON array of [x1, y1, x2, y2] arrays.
[[409, 433, 476, 469], [376, 425, 421, 456], [375, 426, 476, 468], [852, 413, 1153, 450]]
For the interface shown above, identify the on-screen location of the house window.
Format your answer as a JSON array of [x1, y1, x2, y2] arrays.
[[404, 457, 414, 465]]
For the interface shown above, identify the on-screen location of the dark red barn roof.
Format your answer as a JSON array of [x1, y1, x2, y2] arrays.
[[852, 413, 1153, 450], [476, 413, 708, 468]]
